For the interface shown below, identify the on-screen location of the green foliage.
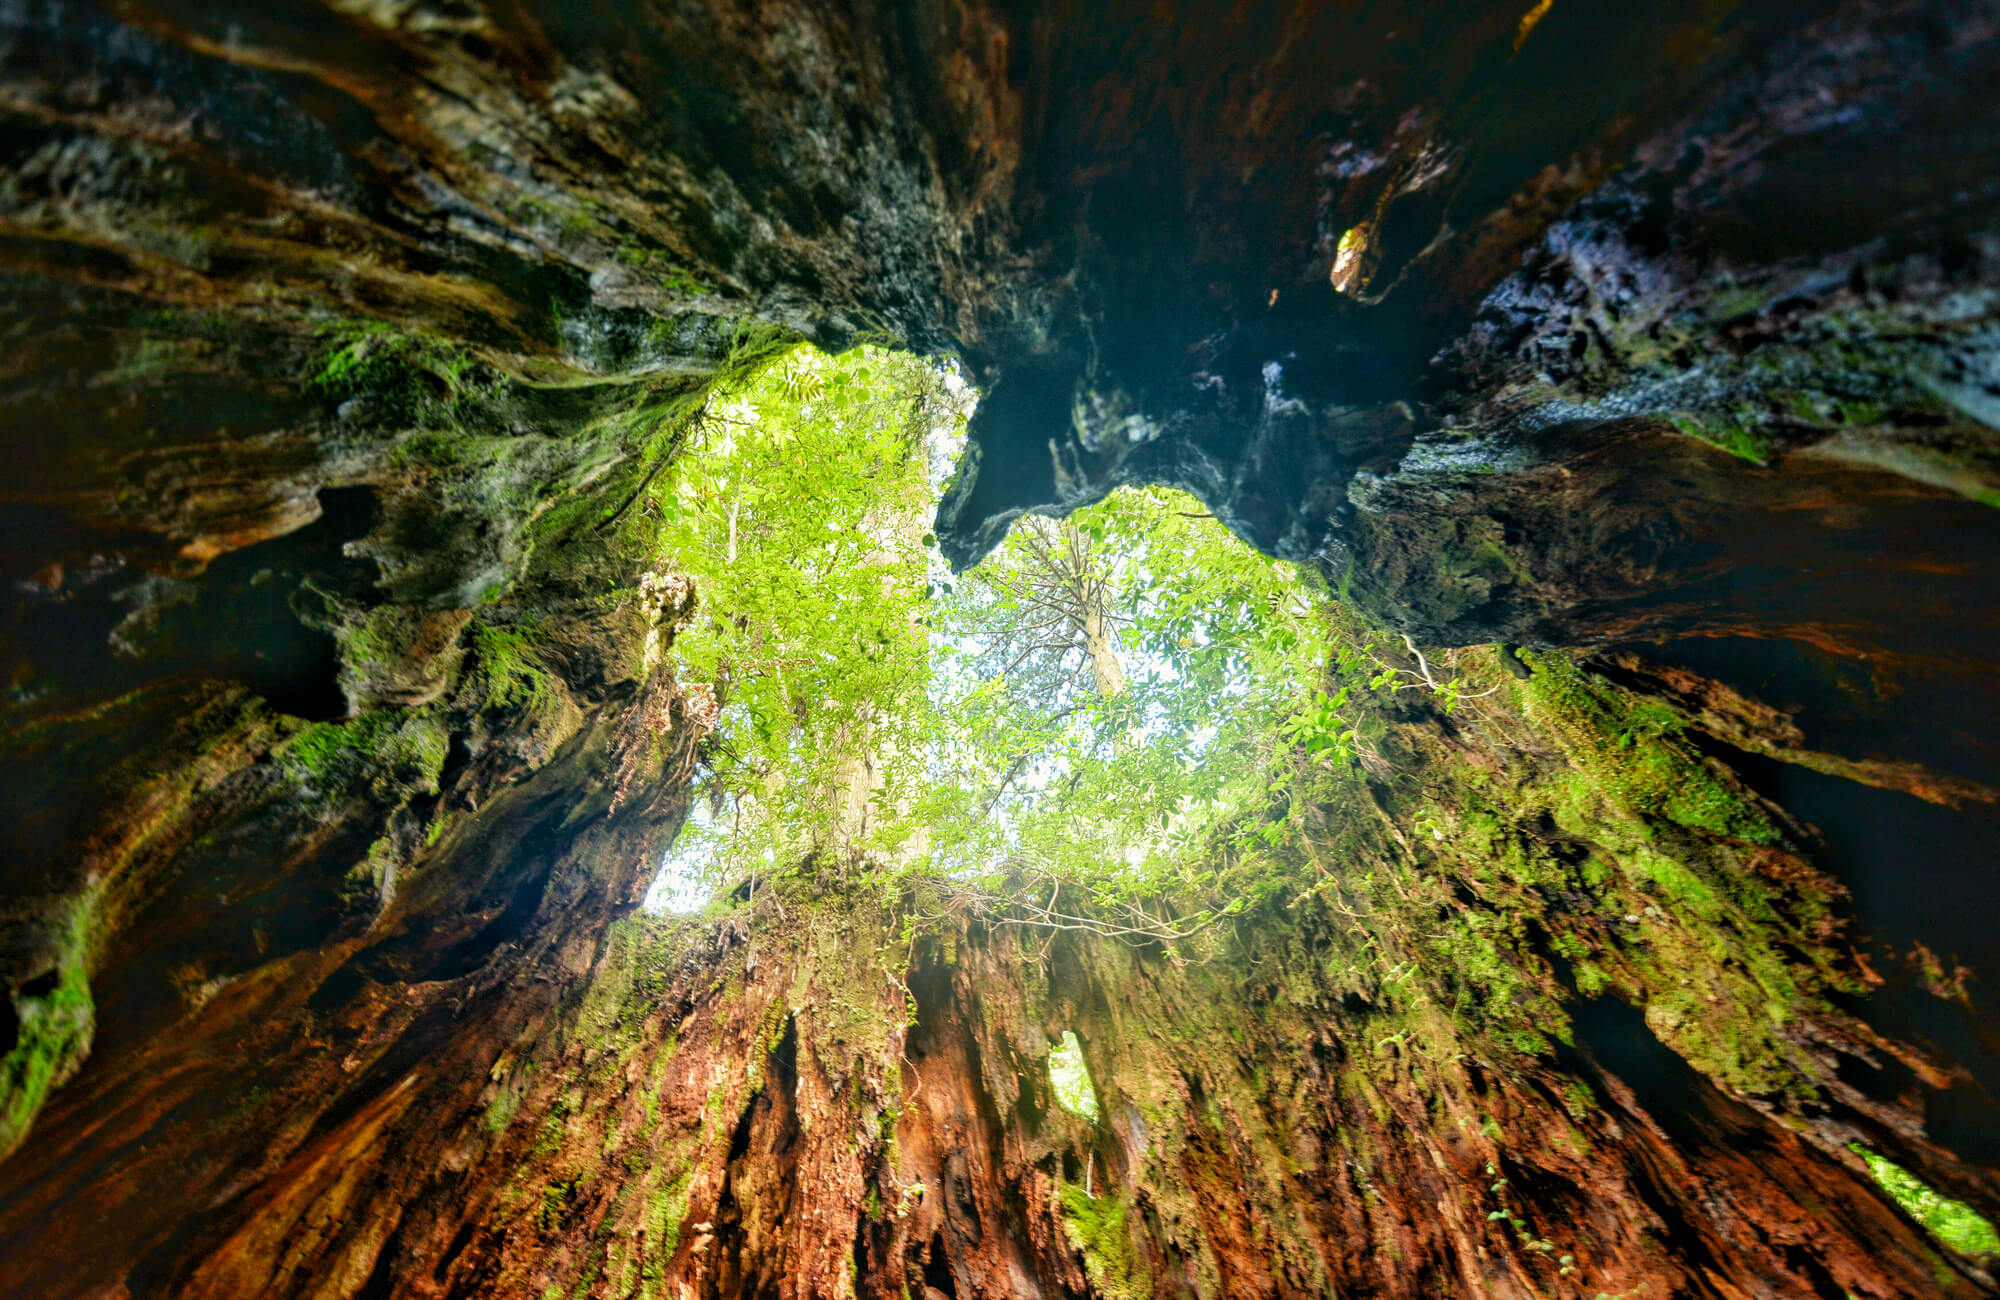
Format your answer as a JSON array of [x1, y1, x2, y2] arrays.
[[650, 344, 949, 878], [1480, 1162, 1557, 1256], [644, 345, 1439, 933], [1048, 1030, 1100, 1123], [914, 488, 1343, 934], [625, 343, 1859, 1179], [1852, 1145, 2000, 1257]]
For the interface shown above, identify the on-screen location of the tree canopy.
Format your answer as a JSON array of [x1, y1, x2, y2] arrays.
[[638, 344, 1458, 930]]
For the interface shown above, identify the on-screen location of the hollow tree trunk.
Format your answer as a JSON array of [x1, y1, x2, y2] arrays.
[[0, 3, 1996, 1297]]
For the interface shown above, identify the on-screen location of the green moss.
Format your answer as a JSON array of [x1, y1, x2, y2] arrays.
[[1516, 651, 1776, 844], [1667, 411, 1774, 465], [287, 713, 396, 786], [336, 837, 398, 913], [1058, 1182, 1147, 1300], [484, 1053, 534, 1134], [526, 1095, 573, 1165], [1851, 1145, 2000, 1258], [508, 194, 605, 242], [0, 895, 99, 1159], [539, 1179, 573, 1232], [285, 709, 449, 795], [647, 1171, 692, 1258], [714, 320, 805, 390], [1702, 285, 1767, 321], [309, 320, 400, 391], [620, 247, 714, 300], [337, 607, 402, 674], [474, 622, 555, 714], [308, 321, 488, 425], [1836, 398, 1886, 426], [390, 428, 485, 471]]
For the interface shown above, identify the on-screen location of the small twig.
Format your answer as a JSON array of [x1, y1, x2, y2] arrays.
[[1400, 633, 1501, 700]]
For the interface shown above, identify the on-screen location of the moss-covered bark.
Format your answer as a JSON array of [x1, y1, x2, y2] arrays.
[[3, 606, 1993, 1296]]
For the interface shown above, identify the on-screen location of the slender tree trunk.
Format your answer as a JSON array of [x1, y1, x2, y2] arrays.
[[827, 452, 930, 860], [1057, 519, 1126, 699], [828, 697, 882, 849], [1081, 602, 1125, 698]]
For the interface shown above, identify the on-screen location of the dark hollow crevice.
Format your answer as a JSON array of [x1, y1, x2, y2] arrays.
[[354, 1216, 411, 1300], [0, 487, 381, 722], [1767, 762, 2000, 993], [1681, 728, 2000, 980], [1565, 994, 1724, 1154], [1680, 729, 2000, 1167], [922, 1230, 957, 1297], [1780, 1244, 1853, 1300], [902, 944, 958, 1062], [707, 1014, 802, 1300], [1615, 627, 2000, 793], [1559, 996, 1742, 1282], [1013, 1070, 1047, 1141], [1835, 1042, 1922, 1109], [305, 963, 372, 1016], [90, 801, 386, 1053]]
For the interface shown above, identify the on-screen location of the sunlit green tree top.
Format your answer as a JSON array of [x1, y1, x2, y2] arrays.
[[643, 345, 951, 876], [640, 344, 1433, 926]]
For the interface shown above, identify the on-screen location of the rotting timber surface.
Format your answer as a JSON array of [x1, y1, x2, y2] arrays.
[[0, 614, 1995, 1297]]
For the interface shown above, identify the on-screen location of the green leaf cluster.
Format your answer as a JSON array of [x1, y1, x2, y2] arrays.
[[921, 489, 1334, 918], [650, 345, 954, 878], [1047, 1030, 1100, 1123], [641, 345, 1449, 934]]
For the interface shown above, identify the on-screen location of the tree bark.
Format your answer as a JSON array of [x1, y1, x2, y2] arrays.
[[1, 629, 1993, 1298], [1080, 604, 1125, 700]]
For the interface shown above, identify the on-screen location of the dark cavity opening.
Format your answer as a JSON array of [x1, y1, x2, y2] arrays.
[[0, 488, 380, 720]]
